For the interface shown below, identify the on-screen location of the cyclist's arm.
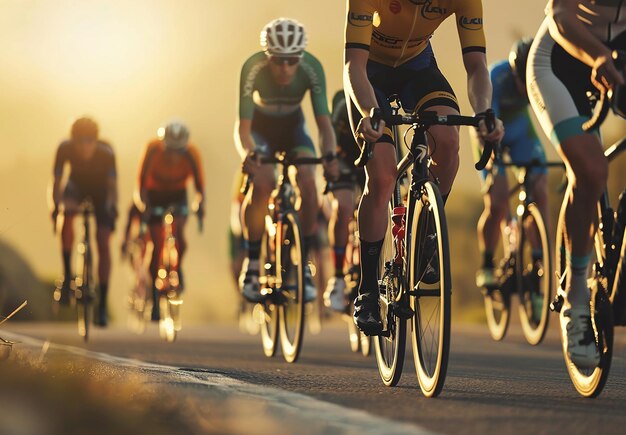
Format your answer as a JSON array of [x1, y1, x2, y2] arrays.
[[49, 143, 68, 213], [188, 145, 205, 212], [235, 119, 256, 159], [316, 115, 337, 156], [136, 143, 153, 210], [105, 151, 118, 218], [463, 52, 492, 114], [236, 54, 261, 158], [547, 0, 613, 68]]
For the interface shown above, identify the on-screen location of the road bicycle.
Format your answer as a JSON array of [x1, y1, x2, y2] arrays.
[[355, 101, 496, 397], [71, 200, 96, 342], [242, 152, 331, 363], [151, 204, 193, 343], [481, 159, 564, 345], [125, 225, 150, 334], [551, 50, 626, 397]]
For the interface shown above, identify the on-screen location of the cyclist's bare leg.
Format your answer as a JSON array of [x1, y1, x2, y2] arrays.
[[95, 226, 112, 285], [477, 173, 509, 262], [329, 189, 353, 253], [558, 134, 608, 307], [425, 105, 461, 197], [359, 142, 397, 241], [60, 198, 79, 287], [149, 223, 165, 283], [294, 151, 319, 237], [241, 165, 276, 242]]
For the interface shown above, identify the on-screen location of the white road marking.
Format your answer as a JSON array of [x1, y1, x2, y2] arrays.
[[4, 331, 435, 435]]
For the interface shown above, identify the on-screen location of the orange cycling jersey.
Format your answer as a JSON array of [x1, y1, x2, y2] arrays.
[[139, 140, 204, 193], [345, 0, 486, 67]]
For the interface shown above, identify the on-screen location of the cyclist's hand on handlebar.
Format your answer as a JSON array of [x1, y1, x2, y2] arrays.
[[592, 54, 625, 93], [322, 154, 340, 182], [356, 115, 385, 143], [241, 151, 261, 176], [477, 116, 504, 144]]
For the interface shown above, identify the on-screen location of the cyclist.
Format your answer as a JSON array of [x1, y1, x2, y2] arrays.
[[50, 117, 117, 327], [344, 0, 504, 334], [324, 90, 365, 311], [473, 38, 549, 289], [136, 120, 205, 321], [527, 0, 626, 368], [236, 18, 339, 303]]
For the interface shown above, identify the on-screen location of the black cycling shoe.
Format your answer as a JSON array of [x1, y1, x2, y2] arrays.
[[94, 303, 108, 327], [353, 293, 382, 336], [151, 303, 160, 322]]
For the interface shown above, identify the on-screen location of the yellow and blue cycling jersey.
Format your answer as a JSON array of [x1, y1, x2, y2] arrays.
[[345, 0, 486, 67]]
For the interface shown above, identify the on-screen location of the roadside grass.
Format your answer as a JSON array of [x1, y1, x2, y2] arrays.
[[0, 350, 196, 435]]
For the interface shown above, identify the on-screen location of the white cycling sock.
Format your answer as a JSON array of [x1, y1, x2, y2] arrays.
[[566, 252, 591, 309]]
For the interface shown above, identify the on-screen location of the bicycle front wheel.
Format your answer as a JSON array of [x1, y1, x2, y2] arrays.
[[554, 216, 613, 397], [278, 210, 305, 363], [374, 205, 406, 387], [408, 181, 451, 398], [258, 225, 279, 358], [483, 221, 513, 341], [518, 203, 551, 345]]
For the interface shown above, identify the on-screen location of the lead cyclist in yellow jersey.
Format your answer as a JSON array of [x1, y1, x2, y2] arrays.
[[344, 0, 504, 334]]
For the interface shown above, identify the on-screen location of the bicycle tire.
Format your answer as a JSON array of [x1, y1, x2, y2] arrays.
[[408, 181, 451, 397], [554, 215, 613, 398], [483, 222, 513, 341], [259, 226, 278, 358], [374, 205, 407, 387], [518, 203, 552, 345], [278, 210, 306, 363], [347, 311, 361, 353]]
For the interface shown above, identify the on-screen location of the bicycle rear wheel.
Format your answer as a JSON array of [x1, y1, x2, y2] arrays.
[[554, 215, 613, 397], [483, 221, 513, 341], [408, 181, 451, 397], [518, 203, 552, 345], [258, 224, 279, 357], [278, 211, 305, 363], [374, 206, 406, 387]]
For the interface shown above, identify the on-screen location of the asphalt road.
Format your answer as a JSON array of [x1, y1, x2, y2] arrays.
[[4, 312, 626, 435]]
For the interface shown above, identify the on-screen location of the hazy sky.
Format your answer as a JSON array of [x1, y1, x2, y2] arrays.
[[0, 0, 621, 320]]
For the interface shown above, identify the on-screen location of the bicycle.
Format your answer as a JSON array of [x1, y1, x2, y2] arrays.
[[242, 152, 331, 363], [550, 50, 626, 397], [355, 101, 497, 397], [125, 225, 150, 334], [480, 159, 564, 345], [327, 174, 371, 357], [71, 200, 96, 342], [150, 204, 196, 343]]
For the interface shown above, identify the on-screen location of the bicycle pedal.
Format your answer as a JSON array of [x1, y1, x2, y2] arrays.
[[549, 295, 564, 313], [389, 301, 414, 319]]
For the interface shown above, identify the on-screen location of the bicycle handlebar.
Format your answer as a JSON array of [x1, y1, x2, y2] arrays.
[[583, 50, 626, 132], [240, 152, 336, 196], [354, 108, 498, 170]]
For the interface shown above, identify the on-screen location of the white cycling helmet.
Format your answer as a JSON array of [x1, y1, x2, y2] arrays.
[[159, 120, 189, 150], [260, 18, 307, 56]]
